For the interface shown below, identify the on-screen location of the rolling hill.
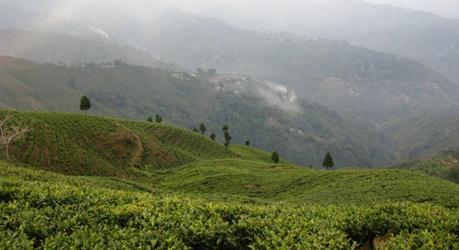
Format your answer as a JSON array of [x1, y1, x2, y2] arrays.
[[2, 160, 459, 249], [0, 110, 457, 206], [1, 111, 459, 248], [0, 57, 393, 167]]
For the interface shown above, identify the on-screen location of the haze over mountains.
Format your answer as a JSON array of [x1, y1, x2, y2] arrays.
[[1, 0, 459, 168], [3, 2, 459, 248]]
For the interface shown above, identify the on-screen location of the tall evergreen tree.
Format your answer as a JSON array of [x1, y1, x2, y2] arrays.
[[222, 125, 231, 147], [80, 95, 91, 114], [199, 123, 207, 135], [322, 152, 334, 170], [271, 151, 280, 164], [245, 140, 250, 146], [147, 116, 153, 122], [224, 132, 232, 147]]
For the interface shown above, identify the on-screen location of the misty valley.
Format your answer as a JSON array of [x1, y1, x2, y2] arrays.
[[0, 0, 459, 249]]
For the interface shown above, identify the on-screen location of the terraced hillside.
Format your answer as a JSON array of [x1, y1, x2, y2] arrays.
[[0, 111, 236, 177], [1, 111, 459, 248], [1, 159, 459, 249], [159, 159, 459, 206], [1, 110, 458, 207]]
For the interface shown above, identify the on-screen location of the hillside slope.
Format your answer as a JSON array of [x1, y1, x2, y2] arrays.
[[393, 150, 459, 184], [2, 160, 459, 249], [0, 111, 457, 207], [138, 11, 459, 123], [0, 59, 393, 167], [159, 159, 459, 206], [0, 29, 175, 69], [0, 111, 236, 177], [379, 114, 459, 161], [199, 0, 459, 84]]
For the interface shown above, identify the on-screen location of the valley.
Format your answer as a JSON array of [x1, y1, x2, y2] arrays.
[[1, 1, 459, 249]]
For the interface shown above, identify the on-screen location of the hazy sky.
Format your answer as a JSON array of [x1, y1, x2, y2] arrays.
[[170, 0, 459, 19], [3, 0, 458, 20], [365, 0, 459, 18]]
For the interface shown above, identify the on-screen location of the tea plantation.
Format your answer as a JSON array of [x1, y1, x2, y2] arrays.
[[1, 111, 459, 249]]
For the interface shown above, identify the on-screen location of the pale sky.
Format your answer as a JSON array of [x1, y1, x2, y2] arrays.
[[2, 0, 458, 19], [364, 0, 459, 18]]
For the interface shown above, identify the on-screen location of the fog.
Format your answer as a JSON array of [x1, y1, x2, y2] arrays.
[[3, 0, 458, 20], [365, 0, 459, 18]]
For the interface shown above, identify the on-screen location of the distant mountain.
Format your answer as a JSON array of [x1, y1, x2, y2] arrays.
[[201, 0, 459, 85], [0, 29, 175, 69], [135, 11, 459, 123], [379, 114, 459, 161], [0, 56, 392, 167], [0, 4, 110, 41]]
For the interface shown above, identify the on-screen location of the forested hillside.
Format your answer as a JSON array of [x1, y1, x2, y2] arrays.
[[136, 11, 459, 123], [0, 58, 393, 167]]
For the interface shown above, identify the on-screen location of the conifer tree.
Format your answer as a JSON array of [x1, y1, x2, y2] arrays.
[[271, 151, 280, 164], [222, 125, 231, 147], [322, 152, 334, 170], [155, 114, 163, 123], [80, 95, 91, 114], [199, 123, 207, 135]]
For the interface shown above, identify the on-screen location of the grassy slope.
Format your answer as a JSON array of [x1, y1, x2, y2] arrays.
[[228, 145, 288, 164], [2, 111, 459, 248], [393, 151, 459, 184], [159, 159, 459, 206], [2, 160, 458, 249], [1, 110, 458, 208], [0, 110, 236, 177]]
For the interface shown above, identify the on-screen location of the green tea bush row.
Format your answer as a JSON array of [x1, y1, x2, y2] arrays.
[[1, 174, 458, 249]]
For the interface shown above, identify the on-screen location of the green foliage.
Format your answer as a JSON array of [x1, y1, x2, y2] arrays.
[[210, 133, 216, 141], [79, 95, 91, 113], [271, 151, 280, 164], [159, 159, 459, 206], [380, 114, 459, 163], [0, 56, 395, 167], [229, 145, 287, 164], [155, 114, 163, 123], [199, 123, 207, 135], [0, 110, 236, 176], [223, 125, 232, 147], [323, 152, 334, 170], [147, 116, 153, 122], [0, 111, 458, 248], [393, 150, 459, 184], [0, 161, 458, 249], [245, 141, 250, 146]]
